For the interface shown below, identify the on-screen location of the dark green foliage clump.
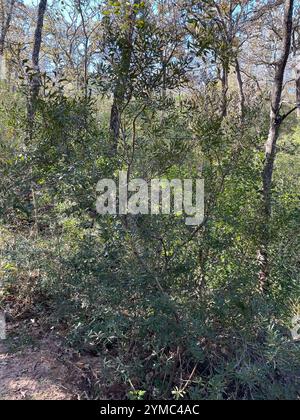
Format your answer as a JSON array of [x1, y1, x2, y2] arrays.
[[0, 83, 299, 400]]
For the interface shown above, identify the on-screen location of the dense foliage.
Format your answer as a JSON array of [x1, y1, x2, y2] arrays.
[[0, 0, 299, 400]]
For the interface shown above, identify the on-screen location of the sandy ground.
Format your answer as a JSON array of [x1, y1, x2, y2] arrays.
[[0, 337, 83, 400]]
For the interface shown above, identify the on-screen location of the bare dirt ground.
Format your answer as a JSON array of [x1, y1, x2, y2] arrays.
[[0, 335, 87, 400]]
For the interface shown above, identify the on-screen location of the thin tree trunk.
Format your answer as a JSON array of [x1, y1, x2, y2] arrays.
[[296, 61, 300, 119], [235, 58, 245, 120], [110, 99, 121, 153], [259, 0, 294, 292], [0, 40, 5, 80], [0, 52, 5, 80], [220, 62, 229, 118], [28, 0, 47, 124], [77, 0, 89, 100], [0, 0, 16, 81]]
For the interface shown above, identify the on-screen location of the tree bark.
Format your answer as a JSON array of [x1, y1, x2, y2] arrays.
[[235, 58, 245, 120], [27, 0, 47, 128], [77, 0, 89, 100], [259, 0, 294, 292], [31, 0, 47, 101], [0, 0, 16, 81], [221, 63, 229, 118], [296, 61, 300, 119], [0, 52, 5, 80]]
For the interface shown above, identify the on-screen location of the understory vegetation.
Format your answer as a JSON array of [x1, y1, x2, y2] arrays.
[[0, 0, 299, 400]]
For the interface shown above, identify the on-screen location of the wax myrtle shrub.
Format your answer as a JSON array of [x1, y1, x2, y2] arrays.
[[0, 82, 299, 400]]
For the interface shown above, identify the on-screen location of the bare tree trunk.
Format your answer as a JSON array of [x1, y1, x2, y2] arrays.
[[110, 99, 121, 153], [28, 0, 47, 124], [259, 0, 294, 293], [296, 61, 300, 119], [0, 51, 5, 80], [31, 0, 47, 98], [0, 0, 16, 81], [235, 58, 245, 120], [77, 0, 89, 100], [221, 64, 229, 118]]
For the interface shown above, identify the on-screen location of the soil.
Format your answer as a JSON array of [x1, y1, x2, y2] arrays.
[[0, 335, 87, 400]]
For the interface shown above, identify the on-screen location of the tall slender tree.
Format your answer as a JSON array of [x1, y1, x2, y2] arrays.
[[27, 0, 47, 125], [296, 61, 300, 118], [0, 0, 16, 80], [258, 0, 296, 292]]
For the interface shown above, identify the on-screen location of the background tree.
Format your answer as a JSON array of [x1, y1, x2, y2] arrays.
[[259, 0, 295, 292], [0, 0, 16, 79], [27, 0, 47, 125]]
